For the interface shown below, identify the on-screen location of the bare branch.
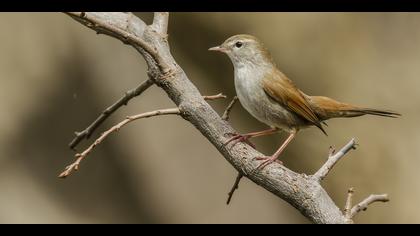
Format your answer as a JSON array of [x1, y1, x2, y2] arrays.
[[66, 12, 169, 73], [222, 96, 238, 121], [313, 138, 356, 182], [63, 12, 390, 224], [203, 93, 227, 101], [59, 108, 180, 178], [152, 12, 169, 35], [344, 187, 355, 224], [350, 194, 389, 219], [69, 79, 154, 150], [226, 172, 243, 205]]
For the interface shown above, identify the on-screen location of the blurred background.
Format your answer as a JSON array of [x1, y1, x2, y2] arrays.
[[0, 12, 417, 223]]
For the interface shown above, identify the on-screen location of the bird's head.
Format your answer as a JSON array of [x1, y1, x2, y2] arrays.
[[209, 34, 274, 67]]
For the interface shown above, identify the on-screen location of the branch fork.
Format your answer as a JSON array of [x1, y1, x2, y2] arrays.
[[312, 138, 357, 182], [344, 187, 389, 223]]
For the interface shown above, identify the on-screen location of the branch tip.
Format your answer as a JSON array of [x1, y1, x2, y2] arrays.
[[313, 139, 356, 182], [350, 193, 389, 219], [203, 93, 227, 101], [226, 172, 243, 205]]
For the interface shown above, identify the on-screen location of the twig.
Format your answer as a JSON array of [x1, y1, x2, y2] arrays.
[[342, 187, 389, 223], [222, 96, 238, 121], [344, 187, 355, 223], [69, 79, 154, 150], [59, 108, 180, 178], [226, 172, 243, 205], [203, 93, 227, 101], [222, 96, 243, 205], [313, 138, 356, 182], [350, 194, 389, 219]]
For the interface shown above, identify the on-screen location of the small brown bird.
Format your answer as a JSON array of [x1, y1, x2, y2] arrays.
[[209, 34, 400, 169]]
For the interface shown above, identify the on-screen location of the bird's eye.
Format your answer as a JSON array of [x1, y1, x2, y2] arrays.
[[235, 41, 243, 48]]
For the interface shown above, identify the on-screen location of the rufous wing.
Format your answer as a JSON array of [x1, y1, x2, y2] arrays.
[[262, 69, 327, 135]]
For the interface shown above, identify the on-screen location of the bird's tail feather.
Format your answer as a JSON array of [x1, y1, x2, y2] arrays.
[[309, 96, 401, 120]]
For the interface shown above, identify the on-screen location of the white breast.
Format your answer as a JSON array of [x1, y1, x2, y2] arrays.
[[234, 64, 296, 131]]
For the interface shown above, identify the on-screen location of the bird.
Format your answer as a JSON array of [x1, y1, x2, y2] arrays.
[[209, 34, 400, 170]]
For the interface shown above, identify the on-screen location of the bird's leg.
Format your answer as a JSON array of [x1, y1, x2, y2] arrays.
[[255, 130, 297, 170], [224, 128, 278, 149]]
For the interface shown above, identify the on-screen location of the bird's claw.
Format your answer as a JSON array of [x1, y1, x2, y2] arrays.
[[255, 156, 283, 170]]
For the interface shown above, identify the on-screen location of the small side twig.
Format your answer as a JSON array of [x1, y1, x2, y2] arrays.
[[350, 193, 389, 219], [226, 172, 243, 205], [344, 187, 355, 223], [59, 108, 180, 178], [222, 96, 238, 121], [69, 79, 154, 150], [203, 93, 227, 101], [343, 187, 389, 223], [222, 96, 243, 205], [313, 138, 356, 182]]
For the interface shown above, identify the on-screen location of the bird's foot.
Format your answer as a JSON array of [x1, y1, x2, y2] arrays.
[[224, 133, 256, 149], [255, 156, 283, 170]]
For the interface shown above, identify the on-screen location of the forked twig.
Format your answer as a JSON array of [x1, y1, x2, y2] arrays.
[[60, 108, 180, 178], [69, 79, 154, 150]]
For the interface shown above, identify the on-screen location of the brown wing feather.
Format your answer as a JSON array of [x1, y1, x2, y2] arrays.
[[262, 69, 327, 135]]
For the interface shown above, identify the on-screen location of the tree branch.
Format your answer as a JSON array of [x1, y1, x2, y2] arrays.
[[203, 93, 227, 101], [69, 79, 154, 150], [152, 12, 169, 36], [226, 172, 243, 205], [350, 194, 389, 219], [59, 108, 180, 178], [344, 187, 355, 223], [63, 12, 389, 224], [222, 96, 243, 205], [342, 187, 389, 223], [66, 12, 170, 73], [313, 138, 356, 182]]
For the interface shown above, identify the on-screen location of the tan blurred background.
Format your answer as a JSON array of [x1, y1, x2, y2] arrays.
[[0, 12, 417, 223]]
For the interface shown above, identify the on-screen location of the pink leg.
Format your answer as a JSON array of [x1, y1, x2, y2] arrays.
[[224, 128, 278, 149], [255, 130, 297, 170]]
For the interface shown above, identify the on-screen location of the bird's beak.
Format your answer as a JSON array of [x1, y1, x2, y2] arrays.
[[208, 45, 228, 53]]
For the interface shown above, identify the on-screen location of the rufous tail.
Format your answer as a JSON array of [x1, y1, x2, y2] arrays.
[[308, 96, 401, 120]]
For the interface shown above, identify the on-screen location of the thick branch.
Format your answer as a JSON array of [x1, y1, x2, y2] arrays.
[[313, 138, 356, 182], [350, 194, 389, 219], [59, 108, 180, 178], [69, 79, 154, 149], [64, 12, 388, 224]]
